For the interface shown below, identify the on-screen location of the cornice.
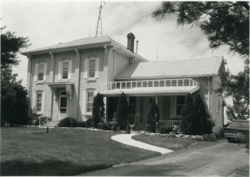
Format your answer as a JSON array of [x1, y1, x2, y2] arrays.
[[34, 54, 50, 59], [55, 51, 75, 57], [81, 48, 104, 54]]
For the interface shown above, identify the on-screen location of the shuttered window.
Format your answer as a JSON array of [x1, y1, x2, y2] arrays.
[[88, 60, 96, 78], [36, 93, 42, 112], [87, 91, 94, 113], [62, 61, 69, 79], [38, 64, 44, 80]]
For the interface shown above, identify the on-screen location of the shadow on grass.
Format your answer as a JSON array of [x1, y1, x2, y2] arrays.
[[1, 159, 111, 176]]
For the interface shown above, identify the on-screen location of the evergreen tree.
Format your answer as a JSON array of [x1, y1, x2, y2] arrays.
[[92, 93, 105, 128], [116, 92, 128, 130], [193, 95, 215, 134], [180, 94, 194, 134], [147, 98, 160, 133]]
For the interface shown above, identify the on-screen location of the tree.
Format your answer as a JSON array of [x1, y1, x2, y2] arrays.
[[193, 95, 214, 134], [116, 92, 128, 130], [1, 28, 30, 126], [1, 68, 28, 125], [180, 94, 194, 134], [1, 27, 30, 69], [152, 2, 249, 120], [92, 93, 105, 127], [147, 98, 160, 133]]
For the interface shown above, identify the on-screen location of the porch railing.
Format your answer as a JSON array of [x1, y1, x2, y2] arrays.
[[101, 78, 199, 92], [159, 120, 181, 126]]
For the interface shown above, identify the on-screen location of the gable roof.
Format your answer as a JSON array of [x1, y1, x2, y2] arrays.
[[21, 36, 148, 62], [115, 56, 224, 80]]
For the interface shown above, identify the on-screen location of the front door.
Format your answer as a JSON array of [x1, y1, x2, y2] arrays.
[[59, 91, 68, 120]]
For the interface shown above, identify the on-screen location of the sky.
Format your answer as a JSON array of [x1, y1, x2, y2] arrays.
[[1, 0, 245, 106]]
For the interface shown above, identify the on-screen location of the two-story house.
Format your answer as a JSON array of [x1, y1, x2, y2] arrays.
[[21, 33, 226, 133]]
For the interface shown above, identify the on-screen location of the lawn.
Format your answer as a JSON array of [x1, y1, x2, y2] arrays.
[[1, 127, 160, 176], [132, 135, 195, 150]]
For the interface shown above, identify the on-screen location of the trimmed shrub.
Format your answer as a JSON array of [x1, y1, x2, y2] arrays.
[[116, 92, 128, 130], [180, 94, 194, 134], [159, 125, 173, 134], [85, 118, 93, 127], [58, 117, 77, 127], [77, 121, 85, 127], [147, 98, 160, 133], [92, 93, 105, 128]]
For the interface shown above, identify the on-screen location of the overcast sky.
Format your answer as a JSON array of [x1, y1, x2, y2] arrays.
[[1, 0, 245, 89]]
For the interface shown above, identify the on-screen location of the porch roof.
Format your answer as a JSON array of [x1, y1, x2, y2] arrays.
[[46, 82, 74, 88], [100, 86, 200, 97]]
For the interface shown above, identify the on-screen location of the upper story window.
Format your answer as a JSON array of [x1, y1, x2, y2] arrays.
[[88, 59, 96, 78], [34, 61, 47, 82], [62, 61, 69, 79], [38, 63, 45, 81], [58, 59, 72, 80], [84, 57, 99, 79], [176, 96, 185, 116]]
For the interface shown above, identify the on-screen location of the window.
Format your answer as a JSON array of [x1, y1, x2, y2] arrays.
[[129, 97, 136, 114], [217, 99, 220, 113], [38, 64, 44, 80], [87, 91, 94, 113], [176, 96, 185, 116], [88, 59, 96, 78], [36, 93, 42, 112], [62, 61, 69, 79], [60, 91, 67, 113]]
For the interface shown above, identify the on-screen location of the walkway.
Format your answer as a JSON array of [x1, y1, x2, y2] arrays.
[[111, 133, 173, 154]]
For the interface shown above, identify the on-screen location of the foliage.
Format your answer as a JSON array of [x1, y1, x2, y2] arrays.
[[58, 117, 77, 127], [181, 95, 215, 135], [152, 2, 249, 59], [147, 98, 160, 133], [219, 71, 249, 120], [116, 92, 129, 130], [159, 125, 173, 134], [1, 28, 30, 126], [92, 93, 105, 128], [1, 68, 28, 126], [85, 117, 93, 127], [1, 27, 30, 69], [77, 121, 85, 127], [98, 122, 112, 130], [180, 94, 194, 134]]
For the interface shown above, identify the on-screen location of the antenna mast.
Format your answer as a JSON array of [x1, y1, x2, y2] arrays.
[[95, 1, 105, 37]]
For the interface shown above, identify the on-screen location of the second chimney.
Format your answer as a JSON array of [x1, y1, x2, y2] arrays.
[[127, 33, 135, 53]]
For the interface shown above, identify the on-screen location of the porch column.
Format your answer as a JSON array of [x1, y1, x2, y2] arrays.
[[75, 49, 81, 120], [104, 97, 107, 122], [49, 52, 55, 119]]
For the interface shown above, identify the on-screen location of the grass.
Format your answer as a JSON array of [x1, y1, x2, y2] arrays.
[[132, 135, 195, 150], [228, 166, 249, 177], [1, 127, 160, 176]]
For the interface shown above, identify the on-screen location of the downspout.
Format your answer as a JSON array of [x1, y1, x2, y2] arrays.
[[27, 54, 33, 117]]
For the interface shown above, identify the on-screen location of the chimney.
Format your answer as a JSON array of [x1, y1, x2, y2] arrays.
[[136, 40, 139, 53], [127, 33, 135, 53]]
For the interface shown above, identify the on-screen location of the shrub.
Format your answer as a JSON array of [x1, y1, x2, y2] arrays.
[[92, 93, 105, 128], [147, 98, 160, 133], [99, 122, 112, 130], [180, 94, 194, 134], [58, 117, 77, 127], [77, 121, 85, 127], [85, 118, 93, 127], [159, 125, 173, 134], [31, 119, 39, 126], [116, 92, 128, 130]]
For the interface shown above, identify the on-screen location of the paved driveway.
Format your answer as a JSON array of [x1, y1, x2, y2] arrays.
[[83, 138, 249, 176]]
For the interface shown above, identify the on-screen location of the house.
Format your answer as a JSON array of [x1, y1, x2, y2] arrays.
[[21, 33, 226, 133]]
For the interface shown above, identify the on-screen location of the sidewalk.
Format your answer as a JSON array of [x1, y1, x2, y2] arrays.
[[111, 133, 173, 154]]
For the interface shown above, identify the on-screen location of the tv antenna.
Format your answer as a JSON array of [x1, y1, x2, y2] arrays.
[[95, 1, 106, 37]]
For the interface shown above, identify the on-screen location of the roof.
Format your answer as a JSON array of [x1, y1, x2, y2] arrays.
[[21, 36, 148, 62], [115, 56, 224, 80]]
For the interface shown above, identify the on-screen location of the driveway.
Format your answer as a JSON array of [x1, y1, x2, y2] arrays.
[[83, 138, 249, 176]]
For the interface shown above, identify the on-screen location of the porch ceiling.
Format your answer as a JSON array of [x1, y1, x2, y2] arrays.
[[100, 86, 200, 97]]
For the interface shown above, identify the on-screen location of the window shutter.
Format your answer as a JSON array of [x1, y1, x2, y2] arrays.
[[84, 59, 89, 79], [68, 60, 72, 79], [58, 61, 62, 80], [43, 63, 47, 81], [34, 64, 38, 81], [32, 92, 36, 113], [42, 92, 46, 113], [82, 90, 86, 114], [95, 58, 100, 78]]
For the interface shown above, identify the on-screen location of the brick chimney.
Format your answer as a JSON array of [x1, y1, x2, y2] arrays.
[[127, 33, 135, 53]]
